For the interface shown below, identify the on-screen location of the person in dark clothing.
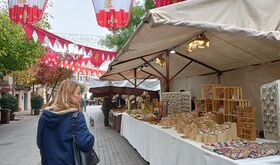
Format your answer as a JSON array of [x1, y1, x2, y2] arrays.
[[101, 96, 113, 127], [191, 96, 196, 111], [116, 94, 126, 108], [37, 80, 94, 165], [81, 98, 87, 112]]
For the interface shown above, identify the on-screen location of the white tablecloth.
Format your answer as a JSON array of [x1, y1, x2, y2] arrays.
[[120, 113, 280, 165]]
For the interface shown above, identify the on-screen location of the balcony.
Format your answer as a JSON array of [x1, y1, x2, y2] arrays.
[[15, 84, 31, 92], [0, 79, 9, 86]]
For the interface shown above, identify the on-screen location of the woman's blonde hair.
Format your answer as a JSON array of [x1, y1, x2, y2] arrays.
[[50, 80, 81, 111]]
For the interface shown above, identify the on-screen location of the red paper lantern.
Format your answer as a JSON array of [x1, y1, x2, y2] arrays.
[[92, 0, 134, 31], [8, 0, 48, 24]]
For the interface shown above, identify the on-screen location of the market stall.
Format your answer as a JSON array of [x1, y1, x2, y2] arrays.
[[121, 113, 280, 165], [89, 79, 160, 132], [101, 0, 280, 130], [100, 0, 280, 164]]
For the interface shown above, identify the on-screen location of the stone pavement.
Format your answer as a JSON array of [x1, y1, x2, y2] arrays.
[[86, 106, 148, 165], [0, 111, 41, 165], [0, 106, 148, 165]]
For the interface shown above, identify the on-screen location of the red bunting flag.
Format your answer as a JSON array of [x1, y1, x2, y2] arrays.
[[41, 51, 60, 67], [23, 24, 118, 67], [155, 0, 184, 8], [92, 0, 134, 31], [8, 0, 48, 24]]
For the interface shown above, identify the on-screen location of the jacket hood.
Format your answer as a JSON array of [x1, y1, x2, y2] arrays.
[[41, 107, 78, 128]]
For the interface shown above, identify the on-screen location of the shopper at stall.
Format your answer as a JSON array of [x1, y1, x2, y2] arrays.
[[116, 94, 126, 108], [36, 80, 94, 165], [101, 95, 114, 127], [81, 98, 87, 112], [191, 96, 196, 111]]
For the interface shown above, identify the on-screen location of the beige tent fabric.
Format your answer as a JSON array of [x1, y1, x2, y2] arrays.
[[147, 0, 280, 38], [103, 0, 280, 80]]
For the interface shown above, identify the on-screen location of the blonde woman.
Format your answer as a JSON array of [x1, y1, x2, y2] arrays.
[[37, 80, 94, 165]]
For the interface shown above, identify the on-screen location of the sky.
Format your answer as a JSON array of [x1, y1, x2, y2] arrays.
[[45, 0, 116, 71], [46, 0, 111, 36]]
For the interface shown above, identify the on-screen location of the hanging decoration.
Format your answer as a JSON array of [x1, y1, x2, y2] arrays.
[[59, 60, 106, 77], [8, 0, 48, 24], [23, 24, 117, 67], [41, 49, 105, 77], [155, 0, 184, 8], [42, 52, 60, 67], [91, 0, 134, 31]]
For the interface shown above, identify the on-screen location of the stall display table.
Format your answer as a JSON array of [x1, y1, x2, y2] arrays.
[[120, 113, 280, 165], [112, 112, 123, 132]]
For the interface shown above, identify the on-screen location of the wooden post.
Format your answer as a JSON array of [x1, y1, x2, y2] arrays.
[[165, 51, 170, 92], [133, 68, 137, 106], [218, 72, 222, 84], [134, 68, 137, 88]]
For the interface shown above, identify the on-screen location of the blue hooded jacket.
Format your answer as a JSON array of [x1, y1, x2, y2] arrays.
[[37, 108, 94, 165]]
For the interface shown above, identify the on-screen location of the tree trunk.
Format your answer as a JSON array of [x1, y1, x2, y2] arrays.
[[47, 75, 61, 102], [11, 76, 16, 97]]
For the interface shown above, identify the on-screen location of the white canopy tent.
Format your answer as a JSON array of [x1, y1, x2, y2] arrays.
[[102, 0, 280, 90], [88, 78, 160, 91], [101, 0, 280, 130]]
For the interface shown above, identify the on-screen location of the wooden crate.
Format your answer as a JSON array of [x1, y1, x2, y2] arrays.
[[224, 100, 251, 122], [205, 99, 214, 113], [224, 87, 243, 100], [238, 128, 257, 141], [213, 87, 225, 99], [212, 99, 225, 113], [195, 99, 205, 112], [201, 84, 222, 99], [236, 106, 256, 140]]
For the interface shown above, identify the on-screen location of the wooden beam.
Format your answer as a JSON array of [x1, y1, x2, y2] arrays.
[[111, 50, 165, 67], [140, 69, 158, 78], [118, 73, 135, 86], [136, 75, 152, 88], [174, 51, 221, 73], [101, 66, 157, 80], [170, 61, 193, 82], [103, 54, 163, 79], [141, 57, 166, 79]]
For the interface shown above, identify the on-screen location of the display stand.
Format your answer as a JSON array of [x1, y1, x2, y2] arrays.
[[237, 106, 256, 140], [261, 80, 280, 141], [161, 91, 191, 113], [195, 84, 256, 140], [196, 84, 251, 123]]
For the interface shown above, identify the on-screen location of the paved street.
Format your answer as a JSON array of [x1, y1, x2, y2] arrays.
[[0, 111, 41, 165], [0, 106, 148, 165]]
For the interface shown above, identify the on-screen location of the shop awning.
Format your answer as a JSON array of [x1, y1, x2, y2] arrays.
[[0, 86, 11, 93], [101, 0, 280, 85]]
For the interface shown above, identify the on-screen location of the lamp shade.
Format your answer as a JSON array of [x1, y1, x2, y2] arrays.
[[8, 0, 48, 24], [91, 0, 134, 31], [186, 33, 210, 53]]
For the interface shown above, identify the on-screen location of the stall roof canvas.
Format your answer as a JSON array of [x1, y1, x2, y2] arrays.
[[102, 0, 280, 80]]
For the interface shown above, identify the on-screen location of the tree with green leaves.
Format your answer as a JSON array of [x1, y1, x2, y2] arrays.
[[0, 11, 44, 75], [101, 0, 155, 51], [0, 1, 52, 76]]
